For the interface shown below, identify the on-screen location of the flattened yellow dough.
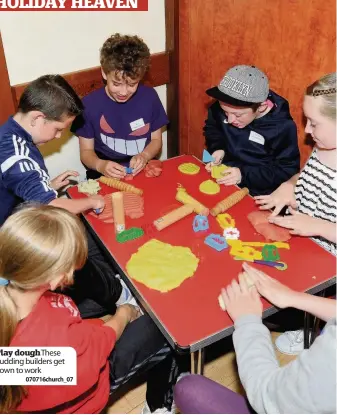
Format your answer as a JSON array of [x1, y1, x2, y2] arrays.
[[178, 163, 200, 175], [126, 239, 199, 292], [199, 180, 220, 195], [211, 164, 229, 179]]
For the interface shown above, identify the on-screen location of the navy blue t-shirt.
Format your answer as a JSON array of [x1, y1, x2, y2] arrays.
[[0, 117, 57, 225], [71, 84, 169, 166]]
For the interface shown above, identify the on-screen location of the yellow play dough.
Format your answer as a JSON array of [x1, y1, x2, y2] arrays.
[[178, 163, 200, 175], [211, 164, 229, 179], [199, 180, 220, 195], [126, 239, 199, 292], [216, 213, 236, 229]]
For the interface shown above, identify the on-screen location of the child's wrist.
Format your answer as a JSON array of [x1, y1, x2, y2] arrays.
[[140, 152, 150, 163], [117, 305, 132, 324], [96, 159, 105, 174], [287, 290, 303, 308]]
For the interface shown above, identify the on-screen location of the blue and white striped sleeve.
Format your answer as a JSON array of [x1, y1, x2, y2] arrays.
[[0, 134, 57, 204]]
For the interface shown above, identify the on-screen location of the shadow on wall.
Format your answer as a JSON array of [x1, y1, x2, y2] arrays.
[[39, 128, 87, 181], [39, 128, 73, 157]]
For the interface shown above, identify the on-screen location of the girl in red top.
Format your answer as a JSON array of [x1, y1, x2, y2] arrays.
[[0, 205, 180, 413]]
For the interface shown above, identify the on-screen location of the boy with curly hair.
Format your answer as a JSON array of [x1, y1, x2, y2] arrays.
[[72, 33, 168, 179]]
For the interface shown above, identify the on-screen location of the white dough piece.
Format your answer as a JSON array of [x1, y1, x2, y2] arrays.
[[78, 179, 101, 195], [218, 294, 226, 311]]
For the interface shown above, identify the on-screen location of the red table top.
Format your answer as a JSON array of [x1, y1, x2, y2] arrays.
[[68, 155, 336, 351]]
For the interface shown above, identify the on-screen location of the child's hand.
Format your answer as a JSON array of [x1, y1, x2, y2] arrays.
[[242, 263, 297, 309], [268, 207, 321, 237], [216, 167, 242, 186], [220, 272, 262, 322], [120, 304, 142, 323], [254, 182, 297, 216], [205, 149, 225, 171], [98, 160, 126, 179], [51, 170, 79, 190], [130, 154, 148, 175], [88, 195, 105, 211]]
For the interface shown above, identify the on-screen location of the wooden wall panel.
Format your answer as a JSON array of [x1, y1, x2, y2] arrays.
[[166, 0, 180, 157], [12, 52, 170, 107], [179, 0, 336, 165], [0, 33, 15, 124]]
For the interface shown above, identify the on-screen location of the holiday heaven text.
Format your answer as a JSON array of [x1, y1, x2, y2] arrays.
[[0, 0, 148, 10]]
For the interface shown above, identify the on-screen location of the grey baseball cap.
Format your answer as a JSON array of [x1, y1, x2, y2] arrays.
[[206, 65, 269, 106]]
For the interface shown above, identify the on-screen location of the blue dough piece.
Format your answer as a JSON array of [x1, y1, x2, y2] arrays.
[[125, 167, 133, 174], [204, 234, 228, 252]]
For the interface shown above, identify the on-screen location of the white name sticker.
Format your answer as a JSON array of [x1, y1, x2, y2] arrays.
[[248, 131, 265, 145], [130, 118, 145, 131]]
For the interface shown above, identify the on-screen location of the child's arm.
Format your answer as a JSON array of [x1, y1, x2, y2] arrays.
[[254, 173, 300, 216], [289, 292, 336, 321], [50, 170, 80, 191], [269, 207, 337, 241], [103, 304, 140, 340], [229, 120, 300, 194], [234, 315, 336, 414], [49, 195, 105, 215], [243, 263, 336, 321], [130, 128, 163, 175], [221, 268, 336, 414], [204, 104, 227, 154], [79, 137, 126, 179]]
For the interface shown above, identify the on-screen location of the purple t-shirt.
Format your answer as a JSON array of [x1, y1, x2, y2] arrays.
[[72, 84, 169, 166]]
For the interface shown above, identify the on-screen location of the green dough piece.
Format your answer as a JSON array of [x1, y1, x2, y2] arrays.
[[116, 227, 144, 243]]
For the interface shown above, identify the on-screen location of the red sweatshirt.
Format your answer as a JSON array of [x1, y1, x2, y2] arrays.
[[10, 291, 116, 413]]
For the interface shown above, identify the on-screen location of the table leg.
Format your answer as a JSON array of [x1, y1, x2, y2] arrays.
[[190, 349, 205, 375], [310, 316, 321, 345], [303, 312, 311, 349], [304, 289, 327, 348], [309, 289, 326, 346]]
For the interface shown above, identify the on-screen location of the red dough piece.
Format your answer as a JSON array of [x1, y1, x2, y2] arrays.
[[124, 174, 134, 181], [123, 192, 144, 219], [145, 160, 163, 177], [247, 211, 291, 242], [89, 192, 144, 223]]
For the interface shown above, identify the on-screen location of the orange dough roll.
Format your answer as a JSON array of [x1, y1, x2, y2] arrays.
[[153, 204, 194, 231], [210, 187, 249, 216], [99, 176, 143, 195], [111, 192, 125, 234], [176, 187, 209, 216]]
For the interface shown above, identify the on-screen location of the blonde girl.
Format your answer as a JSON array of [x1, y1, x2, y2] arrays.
[[255, 73, 336, 355], [0, 205, 180, 414], [0, 205, 87, 413]]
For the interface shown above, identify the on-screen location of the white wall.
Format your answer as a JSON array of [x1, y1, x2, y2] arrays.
[[0, 0, 167, 180]]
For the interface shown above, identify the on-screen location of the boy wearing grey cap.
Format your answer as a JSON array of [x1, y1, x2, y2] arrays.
[[204, 65, 300, 196]]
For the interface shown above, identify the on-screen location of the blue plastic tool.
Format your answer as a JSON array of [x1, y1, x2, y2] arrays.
[[204, 234, 228, 252], [193, 215, 209, 232], [125, 167, 133, 174], [202, 149, 215, 163]]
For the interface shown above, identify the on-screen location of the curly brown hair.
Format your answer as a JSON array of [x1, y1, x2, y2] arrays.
[[100, 33, 150, 80]]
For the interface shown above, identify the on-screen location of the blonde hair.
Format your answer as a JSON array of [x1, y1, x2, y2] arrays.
[[0, 205, 87, 413], [306, 73, 336, 120]]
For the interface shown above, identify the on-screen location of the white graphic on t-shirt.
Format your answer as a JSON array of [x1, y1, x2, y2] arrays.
[[100, 134, 147, 156], [50, 293, 79, 317]]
